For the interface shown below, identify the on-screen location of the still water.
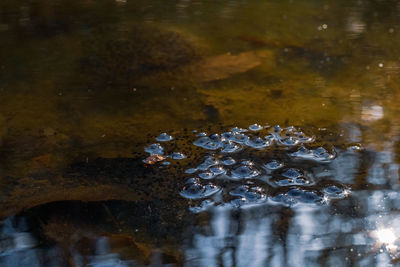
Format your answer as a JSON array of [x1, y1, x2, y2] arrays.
[[1, 0, 400, 266]]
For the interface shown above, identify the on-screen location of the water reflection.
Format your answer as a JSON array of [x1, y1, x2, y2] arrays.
[[2, 0, 400, 266]]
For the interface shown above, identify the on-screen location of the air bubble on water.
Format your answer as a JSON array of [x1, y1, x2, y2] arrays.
[[197, 132, 207, 137], [348, 144, 362, 151], [264, 160, 283, 170], [196, 156, 220, 170], [290, 146, 336, 162], [221, 132, 235, 141], [245, 137, 270, 149], [185, 168, 197, 174], [297, 132, 314, 143], [273, 177, 310, 186], [162, 161, 171, 166], [323, 185, 348, 199], [193, 136, 223, 150], [249, 123, 263, 131], [231, 133, 249, 144], [230, 161, 261, 179], [282, 168, 303, 179], [180, 178, 221, 199], [222, 157, 236, 165], [277, 136, 299, 146], [272, 188, 323, 205], [189, 199, 214, 213], [210, 165, 226, 176], [231, 127, 248, 133], [274, 125, 282, 133], [230, 185, 267, 207], [170, 152, 186, 160], [144, 143, 164, 155], [199, 171, 216, 179], [221, 141, 242, 153], [155, 133, 173, 142]]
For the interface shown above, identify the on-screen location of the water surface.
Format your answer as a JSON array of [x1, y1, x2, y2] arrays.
[[1, 0, 400, 266]]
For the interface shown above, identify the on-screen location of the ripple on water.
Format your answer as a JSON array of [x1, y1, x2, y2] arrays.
[[155, 132, 173, 142], [180, 178, 221, 199], [230, 185, 267, 207], [230, 161, 261, 180], [290, 146, 336, 162], [144, 143, 164, 155]]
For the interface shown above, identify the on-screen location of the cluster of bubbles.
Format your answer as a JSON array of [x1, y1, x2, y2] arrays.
[[144, 124, 350, 212], [144, 133, 186, 165]]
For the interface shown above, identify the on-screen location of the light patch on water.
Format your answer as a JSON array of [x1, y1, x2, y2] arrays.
[[361, 104, 383, 122]]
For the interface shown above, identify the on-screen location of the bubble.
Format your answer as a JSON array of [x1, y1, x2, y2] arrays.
[[271, 168, 312, 186], [221, 141, 242, 153], [210, 165, 226, 176], [199, 171, 216, 179], [230, 185, 267, 206], [282, 168, 303, 179], [276, 136, 299, 146], [245, 137, 270, 149], [230, 161, 261, 179], [323, 185, 349, 199], [189, 199, 214, 213], [180, 178, 221, 199], [193, 136, 223, 150], [185, 168, 197, 174], [197, 132, 207, 137], [170, 152, 186, 159], [290, 146, 336, 162], [273, 125, 282, 132], [144, 143, 164, 155], [222, 157, 236, 165], [273, 177, 310, 186], [249, 123, 263, 131], [273, 126, 314, 146], [231, 127, 248, 133], [162, 161, 171, 166], [221, 132, 235, 141], [272, 188, 324, 205], [156, 133, 173, 142], [196, 156, 220, 170], [231, 133, 249, 144], [264, 160, 283, 170], [296, 132, 314, 143]]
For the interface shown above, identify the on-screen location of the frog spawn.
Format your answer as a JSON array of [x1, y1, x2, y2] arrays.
[[143, 135, 186, 165], [144, 124, 349, 211]]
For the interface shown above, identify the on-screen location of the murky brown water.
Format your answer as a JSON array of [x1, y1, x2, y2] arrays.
[[1, 0, 400, 266]]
